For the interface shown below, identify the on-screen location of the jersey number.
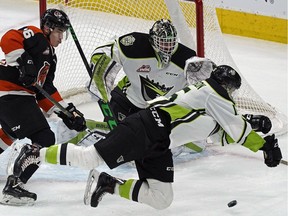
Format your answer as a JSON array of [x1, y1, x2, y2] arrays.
[[23, 28, 34, 39]]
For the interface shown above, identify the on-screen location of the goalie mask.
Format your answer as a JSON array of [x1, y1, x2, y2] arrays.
[[210, 65, 241, 94], [41, 9, 70, 39], [149, 19, 178, 68]]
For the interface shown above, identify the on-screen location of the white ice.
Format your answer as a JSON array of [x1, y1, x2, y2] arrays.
[[0, 1, 287, 216]]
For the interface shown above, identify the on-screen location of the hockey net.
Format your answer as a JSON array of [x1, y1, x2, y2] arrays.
[[40, 0, 287, 135]]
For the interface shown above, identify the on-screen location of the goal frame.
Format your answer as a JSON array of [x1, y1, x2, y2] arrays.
[[39, 0, 205, 57], [37, 0, 288, 135]]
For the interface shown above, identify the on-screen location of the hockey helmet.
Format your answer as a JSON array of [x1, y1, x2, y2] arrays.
[[210, 65, 241, 93], [41, 9, 70, 31], [149, 19, 178, 68]]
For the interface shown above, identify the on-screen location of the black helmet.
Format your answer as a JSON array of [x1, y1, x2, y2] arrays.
[[40, 9, 70, 31], [149, 19, 178, 68], [210, 65, 241, 92]]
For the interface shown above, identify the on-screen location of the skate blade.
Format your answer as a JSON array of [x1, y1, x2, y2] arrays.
[[0, 194, 35, 206], [83, 169, 100, 205]]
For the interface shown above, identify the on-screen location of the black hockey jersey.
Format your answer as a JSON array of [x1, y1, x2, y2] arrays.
[[0, 25, 64, 113]]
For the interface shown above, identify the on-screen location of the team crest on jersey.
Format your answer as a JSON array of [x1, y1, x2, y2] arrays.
[[137, 65, 151, 72], [37, 61, 50, 86], [120, 35, 135, 46], [140, 75, 173, 101]]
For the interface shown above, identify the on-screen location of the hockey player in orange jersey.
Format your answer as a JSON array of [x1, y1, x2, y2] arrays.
[[0, 9, 86, 205]]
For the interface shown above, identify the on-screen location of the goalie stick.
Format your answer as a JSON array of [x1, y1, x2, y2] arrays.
[[68, 21, 118, 130]]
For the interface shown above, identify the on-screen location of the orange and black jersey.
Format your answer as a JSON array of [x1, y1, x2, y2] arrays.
[[0, 25, 64, 113]]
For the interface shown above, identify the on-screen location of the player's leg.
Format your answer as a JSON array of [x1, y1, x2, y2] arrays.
[[0, 127, 16, 154], [88, 108, 174, 209], [0, 95, 55, 205], [88, 149, 174, 209], [109, 87, 142, 122], [36, 114, 148, 170]]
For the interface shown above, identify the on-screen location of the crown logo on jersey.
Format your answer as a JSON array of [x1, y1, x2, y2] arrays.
[[120, 35, 135, 46], [140, 75, 174, 101], [137, 65, 151, 72]]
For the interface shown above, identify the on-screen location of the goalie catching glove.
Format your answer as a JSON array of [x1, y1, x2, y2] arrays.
[[260, 134, 282, 167], [244, 114, 272, 134], [55, 103, 87, 132]]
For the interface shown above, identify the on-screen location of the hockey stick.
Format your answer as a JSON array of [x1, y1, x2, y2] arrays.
[[68, 22, 118, 130], [280, 159, 288, 166], [35, 83, 73, 118]]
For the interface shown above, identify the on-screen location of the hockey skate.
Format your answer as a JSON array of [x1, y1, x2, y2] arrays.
[[13, 143, 41, 178], [0, 175, 37, 206], [84, 170, 125, 207]]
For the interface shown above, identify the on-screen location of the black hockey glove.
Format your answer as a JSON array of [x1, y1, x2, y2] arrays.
[[260, 134, 282, 167], [244, 114, 272, 134], [55, 103, 87, 132], [16, 52, 38, 87]]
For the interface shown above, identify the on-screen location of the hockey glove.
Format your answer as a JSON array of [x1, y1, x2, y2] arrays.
[[56, 103, 87, 132], [16, 52, 38, 87], [260, 134, 282, 167], [244, 114, 272, 134]]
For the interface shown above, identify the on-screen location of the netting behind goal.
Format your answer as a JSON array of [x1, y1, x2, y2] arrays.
[[40, 0, 287, 135]]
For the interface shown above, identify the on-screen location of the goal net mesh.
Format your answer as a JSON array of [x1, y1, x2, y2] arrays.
[[43, 0, 287, 135]]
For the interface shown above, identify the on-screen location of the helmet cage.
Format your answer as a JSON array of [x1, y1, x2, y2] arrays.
[[149, 19, 178, 68]]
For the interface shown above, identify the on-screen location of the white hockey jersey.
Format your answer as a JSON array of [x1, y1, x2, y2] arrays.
[[90, 32, 196, 108], [150, 78, 265, 152]]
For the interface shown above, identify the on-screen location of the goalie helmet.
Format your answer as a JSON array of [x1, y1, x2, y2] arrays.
[[41, 9, 70, 31], [210, 65, 241, 93], [149, 19, 178, 68]]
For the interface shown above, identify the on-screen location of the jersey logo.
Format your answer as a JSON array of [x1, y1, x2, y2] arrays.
[[140, 75, 174, 101], [165, 71, 178, 77], [117, 112, 126, 121], [11, 125, 21, 132], [37, 61, 50, 86], [166, 167, 174, 171], [120, 35, 135, 46], [137, 65, 151, 72], [194, 81, 206, 89], [117, 155, 124, 163], [150, 107, 164, 127]]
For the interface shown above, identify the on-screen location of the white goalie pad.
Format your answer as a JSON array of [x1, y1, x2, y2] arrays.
[[84, 169, 100, 205], [47, 118, 79, 144], [87, 54, 123, 102], [184, 56, 216, 85]]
